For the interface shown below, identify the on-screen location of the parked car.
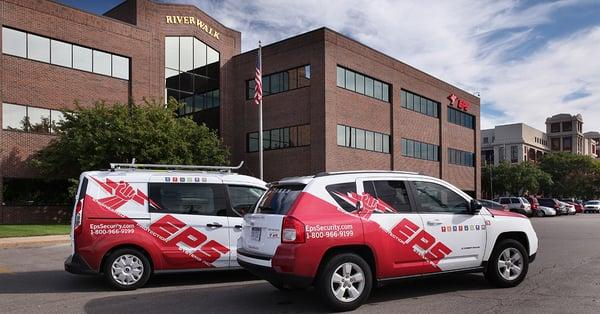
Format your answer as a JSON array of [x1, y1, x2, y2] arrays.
[[64, 162, 267, 290], [559, 201, 576, 215], [524, 196, 540, 215], [238, 171, 539, 311], [538, 198, 567, 215], [494, 197, 532, 217], [478, 199, 508, 211], [584, 200, 600, 213], [560, 199, 583, 213], [535, 206, 557, 217]]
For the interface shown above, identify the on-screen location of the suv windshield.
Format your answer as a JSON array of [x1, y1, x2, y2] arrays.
[[255, 184, 305, 215]]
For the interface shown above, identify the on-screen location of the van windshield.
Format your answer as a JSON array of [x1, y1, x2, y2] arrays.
[[255, 184, 305, 215]]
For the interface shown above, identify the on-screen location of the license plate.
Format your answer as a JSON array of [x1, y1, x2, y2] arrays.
[[251, 227, 261, 241]]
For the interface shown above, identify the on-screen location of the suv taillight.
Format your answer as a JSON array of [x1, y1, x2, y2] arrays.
[[74, 199, 84, 235], [281, 216, 305, 243]]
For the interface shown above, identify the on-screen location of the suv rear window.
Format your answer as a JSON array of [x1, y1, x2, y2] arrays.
[[256, 184, 305, 215]]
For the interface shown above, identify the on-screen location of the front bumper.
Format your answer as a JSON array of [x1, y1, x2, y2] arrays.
[[237, 251, 312, 288], [529, 253, 537, 263], [64, 254, 96, 275]]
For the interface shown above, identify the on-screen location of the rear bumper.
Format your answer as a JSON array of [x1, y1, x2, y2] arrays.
[[237, 251, 312, 288], [64, 254, 97, 275]]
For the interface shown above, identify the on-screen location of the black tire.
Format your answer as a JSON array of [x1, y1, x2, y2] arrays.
[[485, 239, 529, 288], [316, 253, 373, 312], [103, 248, 151, 290], [537, 210, 545, 217]]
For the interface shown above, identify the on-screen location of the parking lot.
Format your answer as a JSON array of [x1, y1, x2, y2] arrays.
[[1, 214, 600, 313]]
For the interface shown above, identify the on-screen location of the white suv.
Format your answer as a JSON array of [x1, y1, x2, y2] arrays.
[[238, 171, 539, 311]]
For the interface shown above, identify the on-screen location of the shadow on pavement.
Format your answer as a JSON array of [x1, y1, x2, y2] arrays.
[[0, 269, 258, 294], [83, 273, 495, 313]]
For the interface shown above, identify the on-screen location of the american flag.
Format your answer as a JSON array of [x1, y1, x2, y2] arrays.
[[254, 45, 262, 106]]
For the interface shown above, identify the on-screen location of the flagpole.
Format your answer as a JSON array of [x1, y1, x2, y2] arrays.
[[258, 41, 264, 180]]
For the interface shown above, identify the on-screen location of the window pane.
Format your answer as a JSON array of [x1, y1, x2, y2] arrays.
[[27, 34, 50, 62], [326, 183, 357, 212], [193, 38, 207, 71], [356, 129, 365, 149], [406, 139, 414, 156], [382, 84, 389, 102], [304, 65, 311, 79], [355, 74, 365, 94], [50, 40, 72, 67], [336, 66, 345, 87], [2, 103, 27, 131], [271, 129, 281, 149], [298, 66, 310, 87], [413, 181, 469, 213], [248, 132, 258, 152], [228, 185, 265, 216], [207, 45, 219, 64], [401, 91, 407, 108], [370, 181, 411, 212], [350, 127, 356, 147], [73, 45, 92, 71], [263, 130, 271, 150], [271, 73, 281, 93], [178, 37, 193, 72], [28, 107, 51, 133], [282, 127, 290, 147], [51, 110, 65, 133], [365, 77, 374, 97], [2, 27, 27, 57], [414, 142, 422, 159], [345, 70, 355, 91], [288, 68, 298, 89], [298, 125, 310, 146], [165, 37, 179, 70], [433, 146, 438, 161], [93, 50, 111, 75], [263, 76, 270, 95], [407, 92, 414, 110], [112, 55, 129, 80], [337, 125, 345, 146], [375, 133, 383, 152], [383, 134, 390, 153], [365, 131, 374, 150], [374, 80, 382, 99], [148, 183, 228, 216], [401, 139, 407, 156]]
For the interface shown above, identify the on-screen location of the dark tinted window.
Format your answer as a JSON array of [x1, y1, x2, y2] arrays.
[[538, 198, 555, 207], [148, 183, 228, 216], [326, 182, 357, 212], [510, 198, 520, 204], [256, 184, 304, 215], [364, 180, 412, 213], [228, 185, 265, 217], [413, 181, 469, 213]]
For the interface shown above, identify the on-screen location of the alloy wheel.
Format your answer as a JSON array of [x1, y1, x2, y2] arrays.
[[497, 248, 523, 281], [330, 262, 365, 303]]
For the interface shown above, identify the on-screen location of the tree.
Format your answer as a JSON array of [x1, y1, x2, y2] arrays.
[[30, 99, 230, 179], [482, 161, 552, 198], [539, 152, 600, 199]]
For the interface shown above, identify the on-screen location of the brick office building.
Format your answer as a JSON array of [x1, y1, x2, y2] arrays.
[[0, 0, 480, 222]]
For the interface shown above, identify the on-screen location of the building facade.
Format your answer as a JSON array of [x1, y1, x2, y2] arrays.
[[545, 113, 585, 154], [481, 123, 548, 166], [0, 0, 480, 222]]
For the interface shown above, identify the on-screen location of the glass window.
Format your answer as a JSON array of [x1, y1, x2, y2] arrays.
[[179, 37, 193, 72], [228, 185, 265, 216], [256, 184, 305, 215], [336, 66, 345, 87], [365, 131, 374, 150], [112, 55, 129, 80], [365, 180, 411, 213], [374, 132, 383, 152], [2, 27, 27, 57], [345, 69, 355, 91], [271, 128, 281, 149], [337, 124, 345, 146], [207, 46, 219, 64], [51, 110, 65, 133], [413, 181, 469, 213], [355, 74, 365, 94], [148, 183, 228, 216], [193, 38, 207, 70], [27, 107, 50, 133], [2, 103, 27, 131], [382, 84, 389, 102], [356, 129, 365, 149], [27, 34, 50, 62], [50, 40, 72, 67], [407, 92, 414, 110], [248, 132, 258, 152], [374, 81, 382, 100], [365, 77, 374, 97], [562, 122, 572, 132], [563, 137, 572, 151], [72, 45, 92, 71], [326, 182, 357, 212], [165, 37, 179, 70], [92, 50, 111, 76], [383, 134, 390, 153]]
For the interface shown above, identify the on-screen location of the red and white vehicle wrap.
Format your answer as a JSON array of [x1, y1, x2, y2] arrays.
[[65, 170, 266, 288], [237, 172, 538, 310]]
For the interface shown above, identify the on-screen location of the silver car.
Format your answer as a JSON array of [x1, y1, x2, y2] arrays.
[[584, 200, 600, 213], [558, 201, 576, 215], [535, 206, 557, 217], [495, 197, 533, 216]]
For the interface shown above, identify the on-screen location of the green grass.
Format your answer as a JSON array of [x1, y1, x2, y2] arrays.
[[0, 225, 70, 238]]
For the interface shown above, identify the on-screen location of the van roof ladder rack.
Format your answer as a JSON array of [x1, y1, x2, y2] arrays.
[[110, 160, 244, 173]]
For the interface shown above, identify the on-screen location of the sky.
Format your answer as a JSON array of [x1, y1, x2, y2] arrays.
[[59, 0, 600, 132]]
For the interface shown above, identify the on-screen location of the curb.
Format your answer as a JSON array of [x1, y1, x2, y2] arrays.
[[0, 234, 70, 249]]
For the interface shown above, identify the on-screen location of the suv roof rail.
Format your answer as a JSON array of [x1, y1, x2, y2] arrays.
[[315, 170, 420, 177], [110, 160, 244, 173]]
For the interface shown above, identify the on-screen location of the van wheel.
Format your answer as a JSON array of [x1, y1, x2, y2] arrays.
[[103, 248, 151, 290], [316, 253, 372, 312], [485, 239, 528, 288]]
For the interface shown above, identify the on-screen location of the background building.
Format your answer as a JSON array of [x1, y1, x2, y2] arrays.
[[545, 113, 584, 154], [481, 123, 548, 165], [0, 0, 480, 223]]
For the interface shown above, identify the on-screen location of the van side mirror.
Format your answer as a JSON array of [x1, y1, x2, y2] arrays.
[[356, 200, 363, 212], [469, 199, 483, 214]]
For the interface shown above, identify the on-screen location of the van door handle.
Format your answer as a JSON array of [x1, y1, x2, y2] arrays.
[[234, 225, 243, 229], [427, 220, 443, 226], [207, 223, 223, 228]]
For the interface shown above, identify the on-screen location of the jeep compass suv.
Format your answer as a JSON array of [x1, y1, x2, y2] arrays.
[[237, 171, 538, 311]]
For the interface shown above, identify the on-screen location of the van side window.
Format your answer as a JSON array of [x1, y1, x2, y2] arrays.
[[326, 182, 357, 212], [499, 198, 510, 204], [413, 181, 468, 214], [148, 183, 228, 216], [228, 185, 265, 216], [364, 180, 412, 213]]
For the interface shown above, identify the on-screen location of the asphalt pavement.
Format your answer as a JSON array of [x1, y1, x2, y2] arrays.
[[1, 214, 600, 313]]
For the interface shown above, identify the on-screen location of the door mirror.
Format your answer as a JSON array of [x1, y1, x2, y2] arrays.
[[356, 200, 363, 212], [469, 199, 483, 214]]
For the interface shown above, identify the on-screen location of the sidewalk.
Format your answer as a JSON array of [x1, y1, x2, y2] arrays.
[[0, 235, 70, 249]]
